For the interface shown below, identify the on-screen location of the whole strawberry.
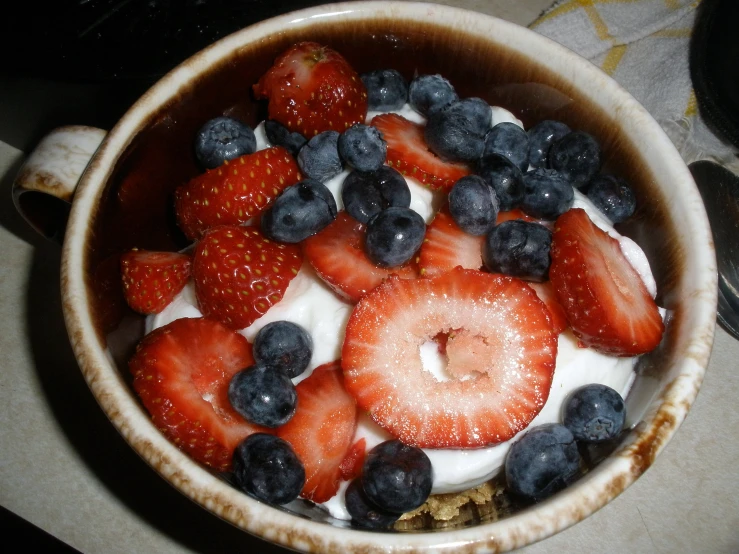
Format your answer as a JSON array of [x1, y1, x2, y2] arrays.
[[253, 42, 368, 137], [120, 249, 191, 314]]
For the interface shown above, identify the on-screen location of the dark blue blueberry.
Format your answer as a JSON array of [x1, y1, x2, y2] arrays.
[[483, 122, 529, 172], [365, 207, 425, 268], [585, 174, 637, 224], [361, 69, 408, 111], [338, 124, 387, 172], [233, 433, 305, 505], [228, 364, 297, 428], [342, 166, 411, 224], [408, 74, 459, 117], [345, 478, 399, 530], [425, 98, 492, 162], [260, 179, 337, 243], [527, 120, 571, 169], [448, 175, 499, 235], [264, 120, 307, 157], [253, 321, 313, 379], [563, 384, 626, 443], [195, 116, 256, 169], [362, 440, 433, 514], [521, 168, 574, 220], [505, 423, 581, 501], [483, 220, 552, 281], [297, 130, 343, 182], [477, 153, 525, 211], [549, 131, 602, 188]]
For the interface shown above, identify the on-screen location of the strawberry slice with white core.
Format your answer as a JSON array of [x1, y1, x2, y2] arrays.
[[342, 267, 557, 448]]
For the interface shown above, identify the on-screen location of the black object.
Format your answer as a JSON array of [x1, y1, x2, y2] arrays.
[[690, 0, 739, 149]]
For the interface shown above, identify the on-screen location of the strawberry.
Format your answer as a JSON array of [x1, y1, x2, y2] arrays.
[[496, 208, 537, 224], [342, 268, 557, 449], [277, 361, 358, 503], [192, 225, 302, 330], [528, 281, 568, 334], [549, 208, 664, 355], [370, 113, 471, 190], [129, 317, 265, 471], [302, 211, 418, 302], [120, 249, 191, 314], [418, 210, 484, 277], [339, 438, 367, 481], [174, 146, 301, 241], [253, 42, 368, 137]]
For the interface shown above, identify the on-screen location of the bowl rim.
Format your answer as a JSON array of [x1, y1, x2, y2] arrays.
[[59, 1, 717, 552]]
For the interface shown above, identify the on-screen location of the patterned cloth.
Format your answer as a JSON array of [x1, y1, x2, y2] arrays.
[[531, 0, 738, 170]]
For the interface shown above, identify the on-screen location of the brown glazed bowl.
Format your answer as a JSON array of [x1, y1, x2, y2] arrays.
[[19, 1, 716, 552]]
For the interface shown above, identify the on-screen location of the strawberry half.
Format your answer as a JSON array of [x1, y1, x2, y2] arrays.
[[550, 208, 664, 355], [371, 113, 471, 190], [253, 42, 368, 137], [175, 146, 301, 241], [192, 225, 302, 330], [277, 361, 358, 503], [418, 210, 484, 277], [129, 317, 264, 471], [303, 211, 418, 302], [120, 249, 191, 314], [342, 268, 557, 449]]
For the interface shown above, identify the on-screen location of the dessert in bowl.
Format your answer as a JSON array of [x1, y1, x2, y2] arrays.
[[25, 1, 715, 552]]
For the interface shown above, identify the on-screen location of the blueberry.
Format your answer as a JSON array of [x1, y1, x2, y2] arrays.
[[563, 384, 626, 442], [521, 168, 574, 220], [253, 321, 313, 379], [483, 220, 552, 281], [365, 207, 426, 267], [338, 124, 387, 172], [195, 116, 257, 169], [228, 364, 297, 428], [297, 130, 343, 182], [483, 122, 529, 172], [505, 423, 581, 501], [361, 69, 408, 111], [448, 175, 500, 235], [477, 153, 525, 211], [264, 120, 307, 157], [233, 433, 305, 505], [549, 131, 602, 188], [260, 179, 338, 243], [425, 98, 492, 162], [527, 120, 571, 169], [408, 74, 459, 117], [585, 174, 637, 224], [362, 440, 433, 514], [345, 478, 400, 529], [342, 166, 411, 224]]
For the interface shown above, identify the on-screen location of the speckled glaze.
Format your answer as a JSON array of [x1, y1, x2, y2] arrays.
[[52, 2, 715, 552]]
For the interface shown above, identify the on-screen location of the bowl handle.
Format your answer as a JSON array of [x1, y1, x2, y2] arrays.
[[12, 125, 107, 243]]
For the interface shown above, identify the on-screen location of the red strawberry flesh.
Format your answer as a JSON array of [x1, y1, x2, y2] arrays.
[[120, 249, 191, 315]]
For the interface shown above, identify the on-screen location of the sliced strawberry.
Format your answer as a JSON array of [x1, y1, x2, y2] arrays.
[[253, 42, 367, 137], [129, 317, 265, 471], [342, 268, 557, 448], [496, 208, 536, 224], [175, 146, 301, 241], [550, 208, 664, 355], [339, 437, 367, 481], [418, 210, 484, 277], [302, 211, 418, 302], [192, 225, 302, 330], [120, 249, 191, 314], [371, 113, 471, 190], [528, 281, 568, 334], [277, 361, 358, 503]]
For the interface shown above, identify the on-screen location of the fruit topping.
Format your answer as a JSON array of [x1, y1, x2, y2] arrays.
[[408, 74, 459, 117], [264, 120, 307, 157], [585, 174, 637, 224], [521, 168, 574, 220], [528, 281, 569, 335], [341, 166, 411, 224], [477, 153, 525, 211], [345, 478, 400, 529], [129, 317, 263, 471], [342, 268, 557, 448], [253, 42, 368, 137], [483, 121, 529, 172], [483, 220, 552, 281], [277, 361, 358, 503], [228, 364, 297, 428], [195, 116, 256, 170], [527, 120, 571, 169], [296, 130, 343, 182], [120, 249, 191, 315], [549, 208, 664, 355], [365, 207, 426, 267], [174, 146, 301, 241], [303, 211, 418, 302], [192, 225, 302, 330], [338, 123, 387, 172], [361, 69, 408, 111], [448, 175, 500, 235], [563, 384, 626, 442], [425, 98, 492, 162], [417, 210, 484, 277], [233, 433, 305, 505], [339, 438, 367, 481], [371, 113, 471, 190], [253, 320, 313, 379], [260, 179, 338, 243], [548, 131, 602, 188]]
